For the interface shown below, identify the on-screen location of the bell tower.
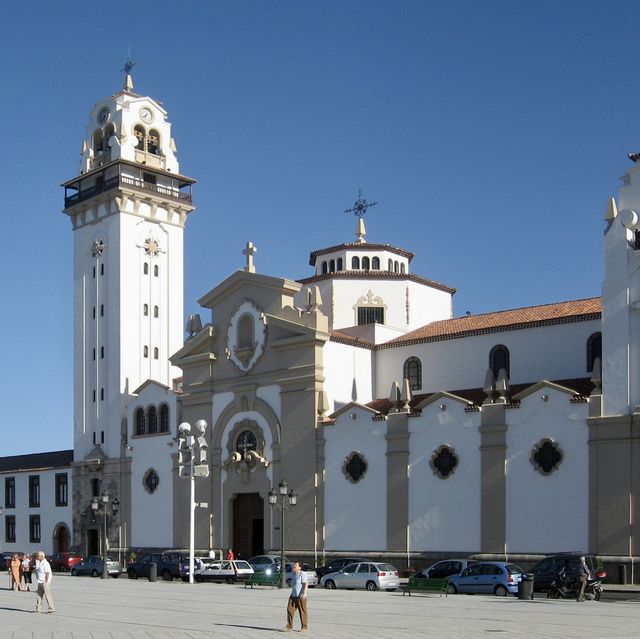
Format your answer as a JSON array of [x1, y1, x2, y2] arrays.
[[63, 67, 196, 462]]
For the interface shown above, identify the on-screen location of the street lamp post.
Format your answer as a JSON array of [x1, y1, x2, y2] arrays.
[[268, 479, 297, 589], [91, 493, 120, 579], [177, 420, 209, 584]]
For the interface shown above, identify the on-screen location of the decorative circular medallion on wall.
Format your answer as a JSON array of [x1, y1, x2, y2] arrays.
[[226, 300, 267, 374], [143, 468, 159, 494], [342, 451, 368, 483], [91, 238, 104, 257], [144, 237, 160, 256], [530, 438, 563, 475], [429, 445, 459, 479]]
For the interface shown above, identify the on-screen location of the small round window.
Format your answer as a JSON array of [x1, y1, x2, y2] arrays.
[[236, 430, 257, 458], [531, 438, 563, 475], [430, 445, 459, 479], [342, 451, 368, 484]]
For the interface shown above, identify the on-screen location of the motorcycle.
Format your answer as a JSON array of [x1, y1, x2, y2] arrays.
[[547, 568, 603, 601]]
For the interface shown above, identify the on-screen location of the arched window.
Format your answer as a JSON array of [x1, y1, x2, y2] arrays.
[[490, 344, 510, 379], [92, 130, 104, 155], [159, 404, 169, 432], [394, 260, 399, 273], [135, 408, 146, 436], [321, 261, 328, 274], [329, 259, 336, 272], [154, 306, 159, 318], [238, 314, 254, 349], [351, 256, 360, 269], [388, 259, 393, 271], [143, 345, 149, 358], [404, 357, 422, 391], [587, 332, 602, 372], [154, 265, 159, 277], [337, 258, 343, 271], [134, 125, 146, 150], [143, 304, 149, 316], [143, 263, 149, 275], [148, 406, 158, 434], [153, 347, 159, 359], [372, 256, 380, 270], [400, 263, 406, 274], [103, 124, 115, 148], [147, 129, 160, 155], [362, 256, 370, 270]]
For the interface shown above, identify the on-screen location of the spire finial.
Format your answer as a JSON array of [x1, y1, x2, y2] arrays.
[[345, 188, 377, 244], [122, 57, 135, 91]]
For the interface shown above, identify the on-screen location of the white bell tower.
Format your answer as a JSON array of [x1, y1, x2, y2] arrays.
[[63, 69, 195, 460]]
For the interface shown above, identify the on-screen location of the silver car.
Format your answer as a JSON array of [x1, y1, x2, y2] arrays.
[[283, 562, 318, 587], [320, 561, 399, 591], [71, 555, 121, 578]]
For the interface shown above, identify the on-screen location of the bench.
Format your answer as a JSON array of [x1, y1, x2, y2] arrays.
[[244, 572, 281, 588], [400, 576, 449, 596]]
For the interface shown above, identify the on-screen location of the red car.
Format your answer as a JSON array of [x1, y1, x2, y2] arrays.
[[49, 552, 83, 572]]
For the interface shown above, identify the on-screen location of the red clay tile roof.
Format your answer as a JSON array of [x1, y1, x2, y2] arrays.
[[329, 330, 375, 349], [309, 243, 414, 265], [379, 297, 601, 348], [298, 270, 456, 294]]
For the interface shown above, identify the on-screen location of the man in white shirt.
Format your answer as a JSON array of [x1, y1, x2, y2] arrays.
[[34, 551, 55, 613], [283, 562, 308, 632]]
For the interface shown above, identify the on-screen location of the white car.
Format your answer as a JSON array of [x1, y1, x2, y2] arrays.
[[320, 561, 399, 591], [190, 559, 254, 583]]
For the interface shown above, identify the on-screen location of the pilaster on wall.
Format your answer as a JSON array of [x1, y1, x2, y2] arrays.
[[479, 404, 507, 555], [386, 413, 409, 552], [587, 413, 640, 562]]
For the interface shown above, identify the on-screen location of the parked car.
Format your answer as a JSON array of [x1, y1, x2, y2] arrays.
[[49, 552, 83, 572], [314, 557, 367, 579], [188, 559, 254, 583], [320, 561, 400, 591], [127, 553, 162, 579], [248, 554, 286, 573], [416, 558, 476, 579], [178, 556, 217, 581], [532, 553, 606, 592], [157, 550, 189, 581], [71, 555, 121, 578], [447, 561, 525, 596], [283, 562, 318, 587]]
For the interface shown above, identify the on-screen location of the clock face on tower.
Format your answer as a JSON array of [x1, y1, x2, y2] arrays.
[[139, 107, 154, 124], [97, 107, 110, 125]]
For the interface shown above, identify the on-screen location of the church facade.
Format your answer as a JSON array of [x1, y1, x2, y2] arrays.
[[1, 75, 639, 580]]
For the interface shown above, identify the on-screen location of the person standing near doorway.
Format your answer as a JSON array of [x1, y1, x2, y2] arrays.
[[34, 551, 55, 613], [283, 562, 308, 632]]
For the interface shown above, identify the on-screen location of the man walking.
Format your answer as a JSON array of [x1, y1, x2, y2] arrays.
[[34, 551, 55, 613], [576, 556, 590, 602], [283, 562, 308, 632]]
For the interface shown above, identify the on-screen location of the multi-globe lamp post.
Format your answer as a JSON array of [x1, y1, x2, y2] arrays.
[[268, 479, 297, 588], [177, 419, 209, 584], [91, 493, 119, 579]]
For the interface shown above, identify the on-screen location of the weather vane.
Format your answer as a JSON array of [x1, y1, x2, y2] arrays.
[[345, 188, 378, 218], [122, 57, 135, 76]]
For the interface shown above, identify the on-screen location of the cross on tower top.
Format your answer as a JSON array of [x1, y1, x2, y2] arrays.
[[243, 241, 257, 273], [344, 188, 378, 218]]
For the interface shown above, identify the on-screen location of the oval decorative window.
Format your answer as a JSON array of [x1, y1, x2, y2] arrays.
[[430, 445, 459, 479]]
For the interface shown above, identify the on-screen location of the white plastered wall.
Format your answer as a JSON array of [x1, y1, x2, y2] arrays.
[[408, 399, 481, 552], [323, 407, 387, 550], [505, 388, 589, 553], [322, 341, 374, 410]]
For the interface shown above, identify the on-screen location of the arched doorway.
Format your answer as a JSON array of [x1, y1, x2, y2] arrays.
[[232, 493, 264, 560], [53, 523, 70, 553]]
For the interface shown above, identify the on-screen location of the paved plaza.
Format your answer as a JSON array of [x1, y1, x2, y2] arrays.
[[0, 574, 639, 639]]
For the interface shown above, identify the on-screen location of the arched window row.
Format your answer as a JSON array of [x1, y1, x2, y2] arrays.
[[133, 125, 162, 155], [134, 403, 170, 437], [320, 258, 345, 274], [320, 256, 407, 273]]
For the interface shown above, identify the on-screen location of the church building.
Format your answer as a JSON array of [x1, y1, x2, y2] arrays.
[[1, 72, 638, 581]]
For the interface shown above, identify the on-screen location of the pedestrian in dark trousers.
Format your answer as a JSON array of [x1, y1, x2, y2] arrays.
[[283, 562, 308, 632], [576, 556, 590, 602]]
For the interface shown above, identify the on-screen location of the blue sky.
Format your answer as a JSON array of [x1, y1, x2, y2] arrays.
[[2, 0, 638, 456]]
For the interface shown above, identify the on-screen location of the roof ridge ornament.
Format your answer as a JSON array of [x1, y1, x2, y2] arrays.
[[122, 57, 135, 92], [345, 188, 378, 244]]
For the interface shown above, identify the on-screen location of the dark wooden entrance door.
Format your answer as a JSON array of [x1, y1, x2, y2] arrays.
[[232, 493, 264, 560], [87, 528, 99, 556], [55, 524, 69, 553]]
